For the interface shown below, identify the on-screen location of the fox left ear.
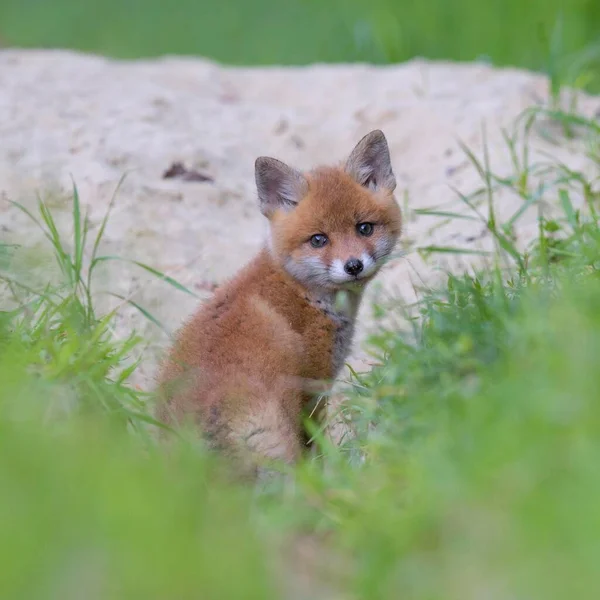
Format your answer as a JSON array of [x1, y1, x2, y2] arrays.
[[345, 130, 396, 192], [255, 156, 308, 218]]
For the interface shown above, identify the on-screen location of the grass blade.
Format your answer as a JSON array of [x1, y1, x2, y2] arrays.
[[412, 209, 479, 221], [94, 256, 198, 298], [108, 292, 171, 335], [417, 245, 491, 257], [72, 181, 82, 277], [559, 188, 579, 229]]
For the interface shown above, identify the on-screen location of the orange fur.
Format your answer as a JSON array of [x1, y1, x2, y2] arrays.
[[156, 130, 402, 473]]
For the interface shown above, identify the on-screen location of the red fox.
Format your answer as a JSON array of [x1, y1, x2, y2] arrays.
[[156, 130, 402, 472]]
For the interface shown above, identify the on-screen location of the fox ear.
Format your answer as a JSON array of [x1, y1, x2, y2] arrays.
[[255, 157, 308, 218], [345, 130, 396, 192]]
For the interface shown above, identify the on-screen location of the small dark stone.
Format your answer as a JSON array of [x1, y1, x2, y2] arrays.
[[163, 162, 214, 183]]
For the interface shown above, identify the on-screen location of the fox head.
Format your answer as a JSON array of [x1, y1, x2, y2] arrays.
[[255, 130, 402, 292]]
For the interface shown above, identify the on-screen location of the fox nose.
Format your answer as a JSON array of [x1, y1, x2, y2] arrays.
[[344, 258, 364, 276]]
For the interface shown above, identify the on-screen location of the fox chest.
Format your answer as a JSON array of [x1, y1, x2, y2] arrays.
[[301, 297, 358, 382], [329, 314, 356, 378]]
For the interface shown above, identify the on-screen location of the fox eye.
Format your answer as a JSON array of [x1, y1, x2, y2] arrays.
[[309, 234, 328, 248], [357, 222, 374, 237]]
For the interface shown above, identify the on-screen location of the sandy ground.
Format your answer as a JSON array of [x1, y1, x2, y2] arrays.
[[1, 49, 599, 400]]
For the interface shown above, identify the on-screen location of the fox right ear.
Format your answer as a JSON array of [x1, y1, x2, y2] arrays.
[[345, 129, 396, 192], [255, 157, 308, 218]]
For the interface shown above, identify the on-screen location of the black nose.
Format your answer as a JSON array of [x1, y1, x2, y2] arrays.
[[344, 258, 364, 276]]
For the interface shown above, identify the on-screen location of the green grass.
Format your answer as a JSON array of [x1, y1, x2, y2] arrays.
[[0, 417, 274, 599], [1, 104, 600, 598], [1, 0, 600, 83]]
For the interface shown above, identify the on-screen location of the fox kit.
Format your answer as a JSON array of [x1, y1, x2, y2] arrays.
[[156, 130, 401, 471]]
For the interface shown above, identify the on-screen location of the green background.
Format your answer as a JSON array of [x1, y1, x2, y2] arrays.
[[1, 0, 599, 73]]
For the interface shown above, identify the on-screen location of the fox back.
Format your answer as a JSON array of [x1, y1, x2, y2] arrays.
[[156, 130, 402, 474]]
